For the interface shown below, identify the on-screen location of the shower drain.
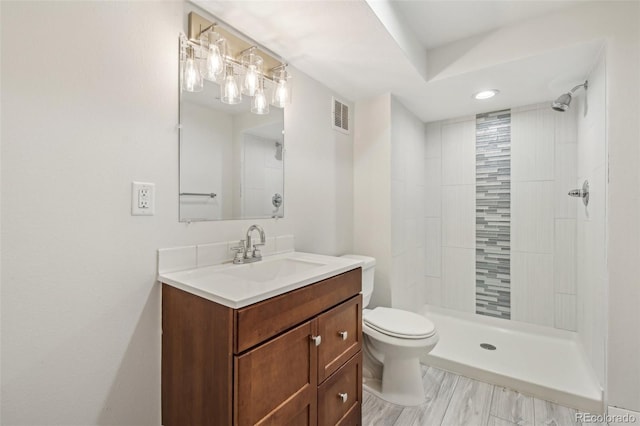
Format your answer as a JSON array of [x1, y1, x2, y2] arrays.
[[480, 343, 497, 351]]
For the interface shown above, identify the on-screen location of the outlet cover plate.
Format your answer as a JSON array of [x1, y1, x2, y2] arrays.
[[131, 182, 155, 216]]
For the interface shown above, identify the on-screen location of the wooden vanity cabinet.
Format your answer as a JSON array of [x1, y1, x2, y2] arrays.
[[162, 267, 363, 426]]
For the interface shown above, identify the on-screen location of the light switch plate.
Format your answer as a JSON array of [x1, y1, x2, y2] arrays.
[[131, 182, 155, 216]]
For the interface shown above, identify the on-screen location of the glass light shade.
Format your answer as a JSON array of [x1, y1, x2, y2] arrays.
[[271, 67, 290, 108], [251, 80, 269, 115], [272, 80, 289, 108], [244, 65, 259, 96], [182, 47, 203, 92], [241, 51, 263, 96], [204, 43, 224, 80], [221, 66, 242, 105]]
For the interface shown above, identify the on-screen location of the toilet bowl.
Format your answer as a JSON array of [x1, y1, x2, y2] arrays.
[[341, 255, 439, 406]]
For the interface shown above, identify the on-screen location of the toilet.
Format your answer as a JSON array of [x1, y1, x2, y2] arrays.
[[342, 255, 439, 406]]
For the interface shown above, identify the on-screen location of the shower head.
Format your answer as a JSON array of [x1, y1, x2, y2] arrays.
[[551, 80, 588, 112], [552, 92, 572, 112]]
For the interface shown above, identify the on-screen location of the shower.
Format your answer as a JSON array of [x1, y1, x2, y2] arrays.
[[551, 80, 588, 111]]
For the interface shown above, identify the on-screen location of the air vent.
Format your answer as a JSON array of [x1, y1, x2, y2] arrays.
[[332, 97, 350, 134]]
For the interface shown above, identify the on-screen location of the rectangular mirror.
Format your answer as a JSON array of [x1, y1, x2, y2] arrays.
[[179, 71, 285, 222]]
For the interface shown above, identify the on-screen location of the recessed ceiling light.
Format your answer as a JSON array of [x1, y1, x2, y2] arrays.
[[473, 89, 500, 100]]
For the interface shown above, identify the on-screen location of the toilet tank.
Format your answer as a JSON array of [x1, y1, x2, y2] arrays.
[[340, 255, 376, 307]]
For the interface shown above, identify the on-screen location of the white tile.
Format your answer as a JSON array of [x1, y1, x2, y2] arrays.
[[555, 143, 578, 218], [511, 252, 555, 327], [391, 254, 410, 309], [424, 157, 442, 219], [512, 181, 554, 253], [554, 219, 576, 294], [424, 218, 442, 277], [441, 119, 475, 185], [197, 242, 232, 268], [391, 179, 406, 256], [158, 245, 197, 274], [424, 276, 442, 306], [442, 247, 476, 313], [405, 218, 418, 250], [607, 406, 640, 426], [405, 183, 421, 220], [511, 107, 555, 182], [425, 121, 442, 159], [417, 217, 425, 248], [555, 104, 577, 144], [275, 235, 295, 253], [555, 293, 576, 331], [442, 185, 475, 249], [391, 137, 407, 182]]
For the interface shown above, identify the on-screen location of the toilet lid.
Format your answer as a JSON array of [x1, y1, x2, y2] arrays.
[[364, 307, 436, 339]]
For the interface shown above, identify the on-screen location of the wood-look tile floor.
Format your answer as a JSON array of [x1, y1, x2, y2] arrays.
[[362, 366, 604, 426]]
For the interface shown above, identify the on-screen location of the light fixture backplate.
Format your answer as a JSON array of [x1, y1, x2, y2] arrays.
[[187, 12, 284, 76]]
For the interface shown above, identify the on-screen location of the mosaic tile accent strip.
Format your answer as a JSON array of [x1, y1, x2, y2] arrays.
[[476, 110, 511, 319]]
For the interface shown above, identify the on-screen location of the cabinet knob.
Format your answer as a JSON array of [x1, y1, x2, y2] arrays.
[[310, 335, 322, 346], [338, 392, 348, 403], [338, 331, 348, 340]]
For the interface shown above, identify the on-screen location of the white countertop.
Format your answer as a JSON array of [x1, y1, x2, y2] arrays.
[[158, 251, 363, 308]]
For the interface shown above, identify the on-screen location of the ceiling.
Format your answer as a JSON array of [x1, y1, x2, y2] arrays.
[[194, 0, 603, 122], [392, 1, 579, 50]]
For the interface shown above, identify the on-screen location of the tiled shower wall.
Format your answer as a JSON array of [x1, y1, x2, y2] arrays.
[[475, 110, 511, 319], [423, 103, 578, 330]]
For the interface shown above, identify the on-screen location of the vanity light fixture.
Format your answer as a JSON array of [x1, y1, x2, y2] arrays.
[[473, 89, 500, 100], [181, 11, 291, 114]]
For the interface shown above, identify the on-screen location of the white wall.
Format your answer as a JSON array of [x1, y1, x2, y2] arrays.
[[423, 117, 477, 312], [423, 2, 640, 410], [353, 93, 392, 307], [510, 103, 578, 330], [422, 104, 581, 332], [179, 102, 232, 220], [0, 2, 353, 424], [576, 51, 607, 390], [389, 97, 426, 312], [241, 133, 284, 218]]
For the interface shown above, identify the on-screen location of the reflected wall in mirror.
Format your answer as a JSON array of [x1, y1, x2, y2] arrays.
[[179, 56, 285, 222]]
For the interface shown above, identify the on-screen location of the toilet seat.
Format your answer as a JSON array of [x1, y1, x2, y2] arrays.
[[363, 307, 436, 339]]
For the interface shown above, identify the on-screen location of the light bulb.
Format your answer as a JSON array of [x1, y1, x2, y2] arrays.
[[251, 82, 269, 115], [244, 65, 259, 96], [273, 80, 289, 108], [205, 44, 223, 80], [221, 66, 242, 105], [182, 47, 203, 92]]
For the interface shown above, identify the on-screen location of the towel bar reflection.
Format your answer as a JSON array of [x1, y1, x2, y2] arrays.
[[180, 192, 217, 198]]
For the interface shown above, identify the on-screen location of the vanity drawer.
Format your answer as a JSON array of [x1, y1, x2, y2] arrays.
[[235, 268, 361, 353], [318, 352, 362, 426], [317, 295, 362, 383]]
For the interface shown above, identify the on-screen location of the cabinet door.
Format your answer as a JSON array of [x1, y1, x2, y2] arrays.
[[317, 295, 362, 382], [235, 320, 317, 426], [318, 353, 362, 426]]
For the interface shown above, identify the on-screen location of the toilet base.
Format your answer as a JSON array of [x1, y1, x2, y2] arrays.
[[363, 334, 428, 406]]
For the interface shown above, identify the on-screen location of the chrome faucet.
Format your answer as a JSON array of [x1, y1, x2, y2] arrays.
[[230, 224, 266, 264]]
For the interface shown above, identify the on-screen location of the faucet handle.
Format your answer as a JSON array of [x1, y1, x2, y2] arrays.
[[230, 240, 246, 263]]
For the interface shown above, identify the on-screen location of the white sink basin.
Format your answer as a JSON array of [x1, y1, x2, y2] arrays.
[[158, 251, 363, 308], [220, 257, 327, 282]]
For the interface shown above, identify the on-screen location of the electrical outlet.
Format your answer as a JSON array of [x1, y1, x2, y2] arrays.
[[131, 182, 155, 216]]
